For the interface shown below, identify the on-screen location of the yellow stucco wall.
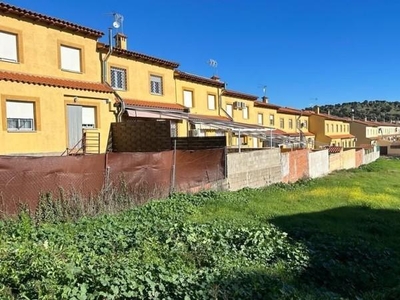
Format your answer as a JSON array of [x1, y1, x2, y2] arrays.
[[0, 82, 116, 155], [0, 15, 101, 82], [107, 57, 176, 103]]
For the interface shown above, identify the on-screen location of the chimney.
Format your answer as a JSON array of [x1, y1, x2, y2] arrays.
[[261, 96, 269, 103], [327, 109, 330, 115], [210, 75, 220, 81], [314, 105, 320, 114], [365, 116, 367, 122], [114, 33, 127, 50]]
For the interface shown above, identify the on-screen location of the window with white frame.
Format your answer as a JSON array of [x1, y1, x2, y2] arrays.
[[257, 113, 263, 125], [207, 94, 216, 110], [150, 75, 163, 95], [0, 31, 18, 62], [269, 114, 275, 126], [242, 105, 249, 119], [280, 118, 285, 129], [110, 67, 127, 90], [226, 104, 233, 117], [82, 106, 96, 129], [60, 45, 81, 72], [6, 101, 35, 131], [289, 119, 293, 129], [183, 90, 193, 108]]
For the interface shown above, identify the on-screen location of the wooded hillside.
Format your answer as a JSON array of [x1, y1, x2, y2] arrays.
[[304, 100, 400, 122]]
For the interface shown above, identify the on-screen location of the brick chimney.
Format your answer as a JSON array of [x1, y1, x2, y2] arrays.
[[114, 33, 127, 50], [262, 96, 269, 103]]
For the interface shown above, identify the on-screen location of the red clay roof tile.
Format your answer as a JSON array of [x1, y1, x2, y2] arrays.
[[174, 71, 225, 88], [123, 99, 187, 111], [0, 3, 103, 38], [97, 43, 179, 69], [223, 89, 258, 101], [0, 70, 114, 93]]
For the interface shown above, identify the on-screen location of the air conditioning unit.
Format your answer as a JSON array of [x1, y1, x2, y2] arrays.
[[233, 101, 244, 110], [189, 129, 201, 137]]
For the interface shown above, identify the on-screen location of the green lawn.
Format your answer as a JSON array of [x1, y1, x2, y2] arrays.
[[1, 158, 400, 299]]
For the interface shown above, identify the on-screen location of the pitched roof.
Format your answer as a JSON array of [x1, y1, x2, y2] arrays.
[[0, 2, 103, 38], [0, 70, 113, 93], [326, 134, 355, 139], [223, 89, 258, 101], [97, 43, 179, 69], [189, 114, 231, 122], [123, 99, 187, 111], [174, 71, 225, 88], [254, 101, 281, 110], [328, 146, 342, 154]]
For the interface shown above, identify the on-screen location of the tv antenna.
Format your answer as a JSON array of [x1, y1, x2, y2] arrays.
[[208, 59, 218, 76], [112, 13, 124, 32], [258, 84, 267, 97]]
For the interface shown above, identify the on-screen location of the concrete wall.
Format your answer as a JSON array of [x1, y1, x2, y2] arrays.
[[388, 145, 400, 156], [329, 152, 342, 172], [309, 149, 329, 178], [281, 149, 309, 183], [363, 147, 380, 164], [226, 148, 281, 191], [342, 149, 356, 170]]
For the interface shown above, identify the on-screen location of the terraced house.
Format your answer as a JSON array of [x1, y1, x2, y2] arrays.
[[0, 3, 117, 156], [308, 106, 356, 148]]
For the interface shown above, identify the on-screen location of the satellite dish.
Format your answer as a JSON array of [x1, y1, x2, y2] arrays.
[[112, 13, 124, 30]]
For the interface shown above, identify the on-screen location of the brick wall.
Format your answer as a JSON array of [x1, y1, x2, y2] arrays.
[[355, 149, 363, 168], [226, 149, 281, 191], [281, 149, 309, 183]]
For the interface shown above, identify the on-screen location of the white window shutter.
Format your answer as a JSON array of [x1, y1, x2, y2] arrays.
[[208, 95, 215, 110], [61, 46, 81, 72], [183, 90, 193, 108], [6, 101, 34, 118], [0, 32, 18, 62], [82, 107, 95, 126]]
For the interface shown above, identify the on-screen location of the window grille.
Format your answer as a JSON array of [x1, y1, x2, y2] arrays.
[[150, 75, 163, 95], [110, 67, 127, 90]]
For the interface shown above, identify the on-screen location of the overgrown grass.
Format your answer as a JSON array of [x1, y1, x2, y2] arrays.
[[1, 158, 400, 299]]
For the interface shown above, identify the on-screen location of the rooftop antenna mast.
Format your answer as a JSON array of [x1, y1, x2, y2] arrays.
[[112, 13, 124, 33], [208, 59, 218, 76]]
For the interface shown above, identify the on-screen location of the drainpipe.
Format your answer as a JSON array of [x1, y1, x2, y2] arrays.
[[296, 110, 304, 147], [218, 83, 232, 120], [101, 28, 113, 84]]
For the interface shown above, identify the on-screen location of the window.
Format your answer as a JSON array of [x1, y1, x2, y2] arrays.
[[257, 113, 263, 125], [82, 106, 96, 129], [183, 90, 193, 108], [226, 104, 233, 117], [6, 101, 35, 131], [303, 120, 308, 129], [0, 31, 18, 62], [170, 121, 177, 137], [331, 124, 334, 132], [242, 106, 249, 119], [336, 124, 339, 132], [289, 119, 293, 129], [340, 125, 343, 132], [280, 118, 284, 129], [326, 124, 329, 133], [110, 67, 127, 90], [207, 94, 216, 110], [269, 114, 275, 126], [60, 45, 81, 72], [150, 75, 163, 95]]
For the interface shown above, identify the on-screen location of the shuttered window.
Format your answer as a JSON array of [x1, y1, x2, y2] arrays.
[[6, 101, 35, 131], [150, 75, 163, 95], [207, 94, 216, 110], [0, 31, 18, 62], [60, 45, 81, 72], [183, 90, 193, 108]]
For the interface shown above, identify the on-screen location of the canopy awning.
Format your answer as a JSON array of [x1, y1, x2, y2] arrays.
[[126, 109, 186, 120]]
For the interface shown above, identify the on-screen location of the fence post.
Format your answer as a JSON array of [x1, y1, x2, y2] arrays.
[[170, 139, 177, 195]]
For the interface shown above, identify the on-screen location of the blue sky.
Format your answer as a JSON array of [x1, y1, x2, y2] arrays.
[[5, 0, 400, 109]]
